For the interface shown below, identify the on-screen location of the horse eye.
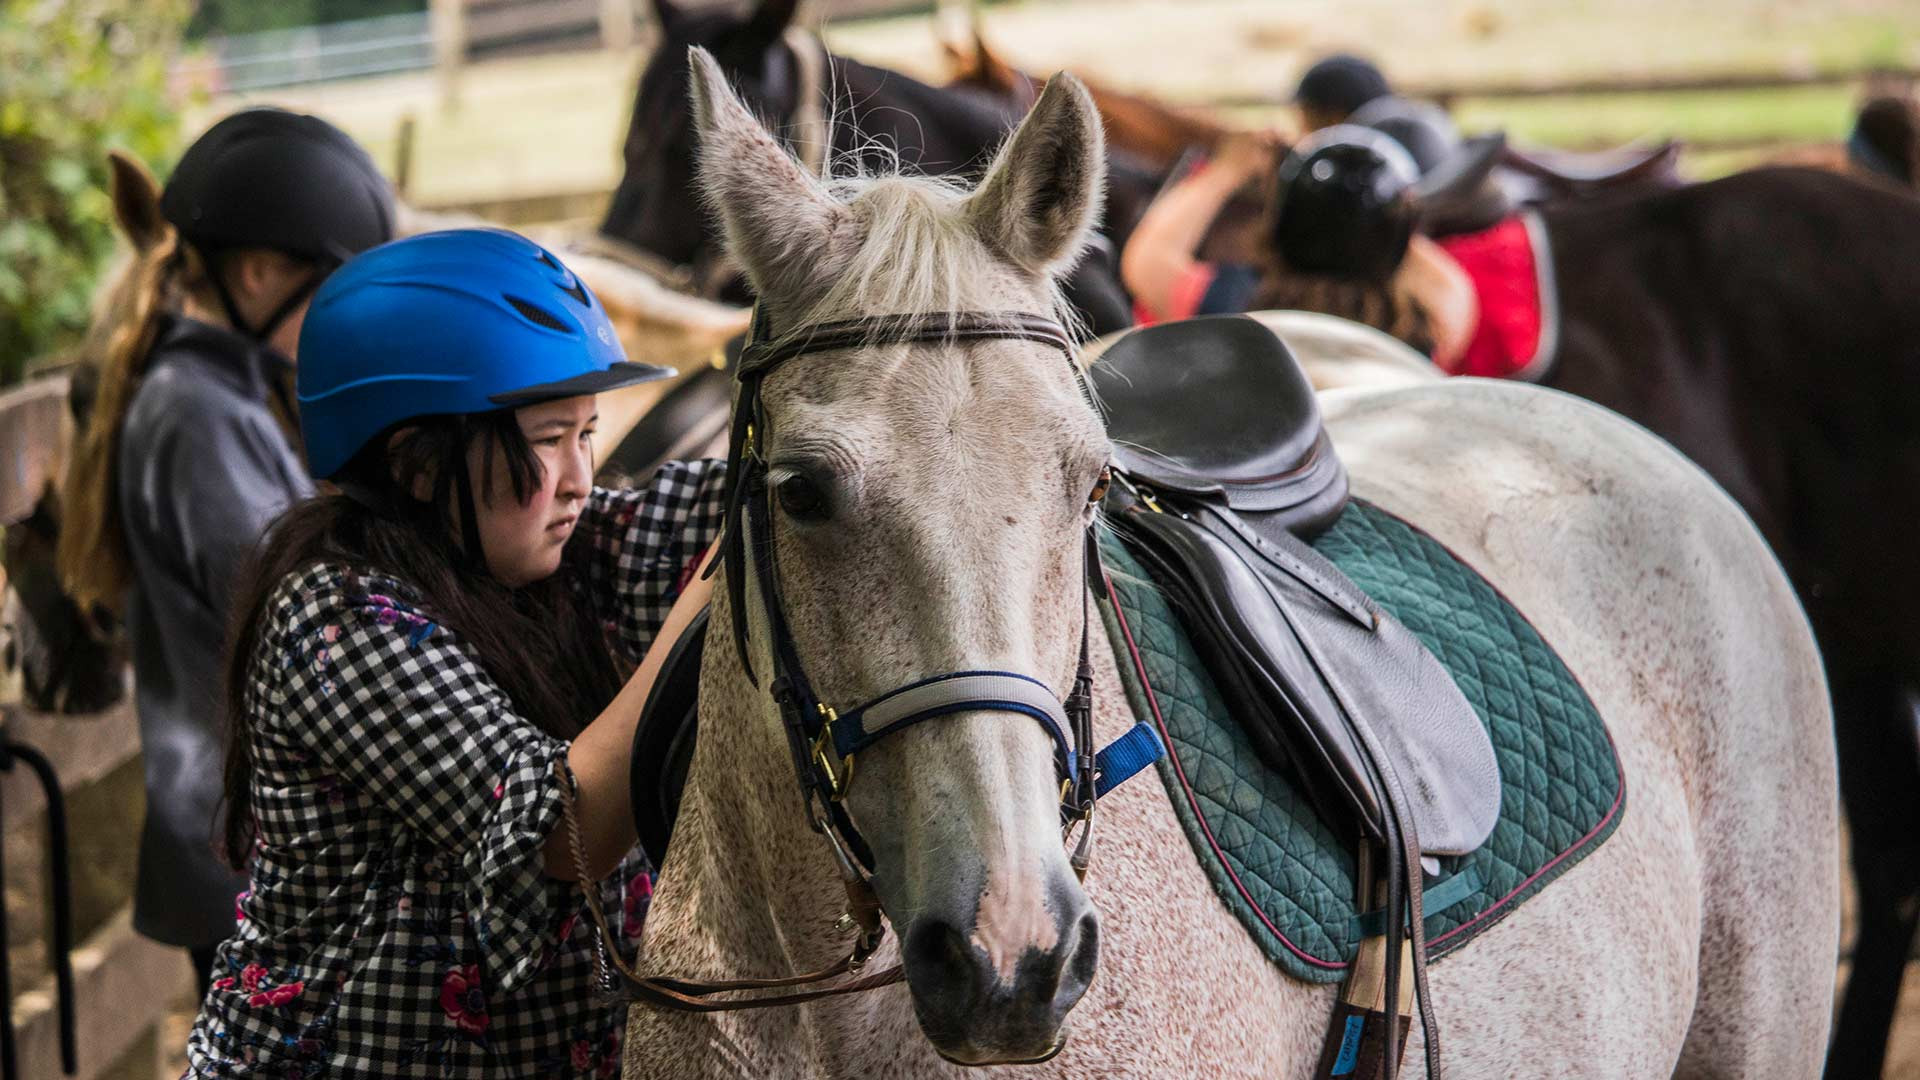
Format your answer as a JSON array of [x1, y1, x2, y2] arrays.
[[775, 474, 832, 522], [1087, 467, 1112, 505]]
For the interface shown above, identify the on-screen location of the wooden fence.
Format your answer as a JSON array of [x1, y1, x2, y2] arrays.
[[1, 374, 187, 1080]]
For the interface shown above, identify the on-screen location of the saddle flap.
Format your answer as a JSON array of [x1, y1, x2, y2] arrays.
[[631, 609, 709, 869], [1111, 501, 1501, 857], [1093, 316, 1348, 532]]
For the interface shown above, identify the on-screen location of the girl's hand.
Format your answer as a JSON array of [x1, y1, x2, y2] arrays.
[[1214, 130, 1283, 181]]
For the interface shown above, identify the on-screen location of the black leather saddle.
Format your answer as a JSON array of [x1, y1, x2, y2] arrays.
[[1092, 316, 1499, 856], [631, 609, 707, 869]]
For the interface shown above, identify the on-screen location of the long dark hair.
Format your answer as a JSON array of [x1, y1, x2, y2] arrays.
[[220, 411, 624, 867]]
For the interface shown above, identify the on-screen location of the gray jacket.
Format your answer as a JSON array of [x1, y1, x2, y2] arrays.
[[118, 315, 312, 947]]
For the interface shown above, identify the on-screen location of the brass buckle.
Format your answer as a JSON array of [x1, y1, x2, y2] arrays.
[[811, 703, 855, 801]]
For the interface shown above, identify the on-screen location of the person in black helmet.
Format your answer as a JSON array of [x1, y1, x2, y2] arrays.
[[57, 107, 395, 1001], [1119, 123, 1477, 362], [1294, 53, 1392, 133]]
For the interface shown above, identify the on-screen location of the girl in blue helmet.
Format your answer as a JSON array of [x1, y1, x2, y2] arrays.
[[184, 229, 723, 1078]]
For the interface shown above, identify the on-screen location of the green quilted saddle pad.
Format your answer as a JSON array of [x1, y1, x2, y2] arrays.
[[1098, 499, 1625, 983]]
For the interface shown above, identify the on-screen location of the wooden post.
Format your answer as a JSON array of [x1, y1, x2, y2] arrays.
[[430, 0, 465, 115], [393, 113, 417, 198], [600, 0, 637, 52], [935, 0, 973, 52]]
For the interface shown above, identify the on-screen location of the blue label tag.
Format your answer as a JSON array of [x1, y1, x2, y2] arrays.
[[1332, 1014, 1366, 1076]]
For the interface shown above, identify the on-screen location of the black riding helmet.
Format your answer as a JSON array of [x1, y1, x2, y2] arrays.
[[1348, 96, 1461, 176], [1271, 124, 1421, 281], [161, 108, 395, 341], [1294, 54, 1391, 121]]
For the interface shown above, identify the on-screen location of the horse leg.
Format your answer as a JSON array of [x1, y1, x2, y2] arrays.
[[1826, 676, 1920, 1079]]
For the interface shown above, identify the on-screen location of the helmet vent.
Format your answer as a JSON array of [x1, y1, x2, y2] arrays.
[[505, 294, 571, 332]]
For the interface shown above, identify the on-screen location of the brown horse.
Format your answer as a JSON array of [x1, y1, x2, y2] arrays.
[[1227, 164, 1920, 1077], [938, 23, 1230, 175]]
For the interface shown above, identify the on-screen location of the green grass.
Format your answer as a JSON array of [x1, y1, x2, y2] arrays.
[[1454, 86, 1864, 150]]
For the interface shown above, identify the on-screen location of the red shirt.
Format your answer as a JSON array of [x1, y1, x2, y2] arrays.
[[1434, 216, 1545, 379]]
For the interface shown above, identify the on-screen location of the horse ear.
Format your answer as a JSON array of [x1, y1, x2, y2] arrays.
[[965, 73, 1106, 276], [687, 46, 842, 298], [737, 0, 799, 49], [107, 150, 167, 254]]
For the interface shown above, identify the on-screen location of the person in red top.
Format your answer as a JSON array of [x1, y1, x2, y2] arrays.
[[1120, 123, 1551, 381]]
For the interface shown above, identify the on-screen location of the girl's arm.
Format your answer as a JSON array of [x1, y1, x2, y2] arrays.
[[545, 541, 716, 880], [1119, 134, 1279, 319], [572, 460, 728, 665]]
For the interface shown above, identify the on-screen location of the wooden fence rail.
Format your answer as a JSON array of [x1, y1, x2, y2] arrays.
[[1199, 63, 1920, 110], [2, 373, 188, 1080]]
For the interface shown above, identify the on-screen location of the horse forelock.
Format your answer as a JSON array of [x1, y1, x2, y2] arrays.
[[764, 169, 1080, 345]]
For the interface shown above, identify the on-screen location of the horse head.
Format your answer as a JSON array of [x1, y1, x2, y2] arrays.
[[687, 47, 1113, 1064], [602, 0, 810, 283]]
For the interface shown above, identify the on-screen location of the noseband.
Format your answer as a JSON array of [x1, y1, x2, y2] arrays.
[[571, 307, 1164, 1014]]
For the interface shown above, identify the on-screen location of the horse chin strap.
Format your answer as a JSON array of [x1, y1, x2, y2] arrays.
[[573, 306, 1163, 1014]]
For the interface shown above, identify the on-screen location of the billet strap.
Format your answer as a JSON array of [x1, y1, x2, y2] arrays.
[[1352, 866, 1481, 939]]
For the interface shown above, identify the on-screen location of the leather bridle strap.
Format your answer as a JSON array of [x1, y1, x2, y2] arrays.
[[737, 311, 1078, 374]]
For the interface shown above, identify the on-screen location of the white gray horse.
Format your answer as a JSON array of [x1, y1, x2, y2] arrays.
[[625, 50, 1838, 1078]]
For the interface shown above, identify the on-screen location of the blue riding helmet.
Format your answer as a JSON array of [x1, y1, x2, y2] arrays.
[[297, 229, 674, 479]]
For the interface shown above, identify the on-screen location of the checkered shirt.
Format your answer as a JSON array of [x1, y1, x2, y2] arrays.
[[184, 461, 726, 1079]]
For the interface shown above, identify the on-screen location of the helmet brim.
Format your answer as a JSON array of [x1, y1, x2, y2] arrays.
[[488, 361, 677, 406]]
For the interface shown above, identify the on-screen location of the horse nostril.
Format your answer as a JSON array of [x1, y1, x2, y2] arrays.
[[905, 918, 976, 989], [1061, 909, 1100, 1003]]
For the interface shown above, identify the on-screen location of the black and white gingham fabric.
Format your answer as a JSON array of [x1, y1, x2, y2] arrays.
[[185, 461, 726, 1078]]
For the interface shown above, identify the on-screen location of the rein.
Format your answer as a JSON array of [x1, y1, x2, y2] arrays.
[[571, 307, 1163, 1013]]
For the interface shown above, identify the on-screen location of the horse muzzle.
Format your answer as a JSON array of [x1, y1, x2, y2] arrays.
[[898, 873, 1100, 1066]]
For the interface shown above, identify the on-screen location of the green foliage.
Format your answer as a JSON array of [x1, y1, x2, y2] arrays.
[[0, 0, 188, 387]]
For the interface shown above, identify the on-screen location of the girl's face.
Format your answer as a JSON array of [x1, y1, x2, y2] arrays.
[[472, 395, 597, 587]]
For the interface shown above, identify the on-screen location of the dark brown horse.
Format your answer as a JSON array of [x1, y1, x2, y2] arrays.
[[1246, 164, 1920, 1077], [601, 0, 1168, 335]]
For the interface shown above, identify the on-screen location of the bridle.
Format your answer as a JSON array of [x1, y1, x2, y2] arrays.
[[568, 306, 1164, 1014]]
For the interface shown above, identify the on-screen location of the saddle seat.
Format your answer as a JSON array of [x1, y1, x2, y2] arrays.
[[1094, 314, 1348, 534], [1092, 316, 1501, 858], [1497, 140, 1683, 207], [1502, 140, 1683, 188]]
